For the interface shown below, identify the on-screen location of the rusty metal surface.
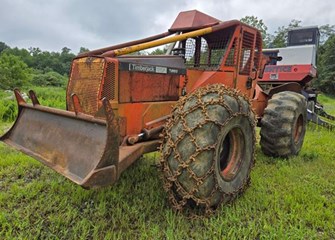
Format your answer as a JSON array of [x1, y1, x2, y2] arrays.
[[71, 93, 83, 115], [169, 10, 220, 32], [28, 90, 40, 105], [3, 107, 107, 184], [1, 92, 107, 183], [67, 57, 119, 118], [118, 55, 186, 69], [118, 140, 160, 174], [97, 99, 119, 169], [67, 57, 105, 115], [266, 82, 302, 97], [119, 71, 180, 103], [77, 32, 171, 58], [1, 90, 113, 186], [1, 90, 161, 188], [101, 61, 117, 101]]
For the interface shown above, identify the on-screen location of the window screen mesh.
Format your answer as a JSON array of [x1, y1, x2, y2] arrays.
[[185, 31, 232, 70], [239, 31, 255, 75]]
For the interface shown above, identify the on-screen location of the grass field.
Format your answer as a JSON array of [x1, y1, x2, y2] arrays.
[[0, 89, 334, 239]]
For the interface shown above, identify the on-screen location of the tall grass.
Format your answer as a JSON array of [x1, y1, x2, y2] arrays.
[[0, 89, 334, 239], [0, 87, 65, 122], [32, 86, 66, 109], [318, 93, 335, 115], [0, 91, 17, 122]]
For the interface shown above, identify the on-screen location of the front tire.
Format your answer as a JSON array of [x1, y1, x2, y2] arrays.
[[260, 91, 307, 157], [160, 84, 256, 214]]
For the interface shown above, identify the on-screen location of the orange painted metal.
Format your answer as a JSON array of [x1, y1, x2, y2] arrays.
[[77, 32, 172, 58], [183, 24, 262, 101], [117, 101, 174, 135], [118, 71, 179, 103], [188, 70, 235, 92], [67, 12, 267, 142], [251, 84, 268, 118], [169, 9, 220, 32], [260, 64, 317, 84], [0, 10, 273, 189]]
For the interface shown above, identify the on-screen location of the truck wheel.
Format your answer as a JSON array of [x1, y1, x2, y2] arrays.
[[160, 84, 256, 214], [260, 91, 307, 157]]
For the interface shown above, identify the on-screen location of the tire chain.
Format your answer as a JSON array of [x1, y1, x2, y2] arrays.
[[159, 84, 257, 217]]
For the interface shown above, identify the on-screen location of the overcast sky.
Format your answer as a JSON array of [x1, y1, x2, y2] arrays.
[[1, 0, 334, 53]]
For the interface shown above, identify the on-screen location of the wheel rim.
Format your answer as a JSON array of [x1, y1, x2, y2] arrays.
[[294, 114, 303, 144], [219, 127, 245, 181]]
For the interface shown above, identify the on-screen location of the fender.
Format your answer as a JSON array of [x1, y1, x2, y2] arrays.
[[264, 82, 302, 97]]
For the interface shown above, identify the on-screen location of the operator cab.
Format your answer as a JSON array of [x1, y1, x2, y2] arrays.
[[263, 26, 320, 67], [287, 26, 320, 47]]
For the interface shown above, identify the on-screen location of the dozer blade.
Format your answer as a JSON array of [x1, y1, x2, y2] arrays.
[[1, 90, 160, 188], [0, 89, 122, 188]]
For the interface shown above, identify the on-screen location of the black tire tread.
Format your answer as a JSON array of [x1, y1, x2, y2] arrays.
[[160, 84, 256, 214], [260, 91, 307, 157]]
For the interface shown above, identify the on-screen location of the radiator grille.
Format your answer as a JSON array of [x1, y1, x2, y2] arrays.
[[102, 62, 116, 101], [67, 57, 105, 116]]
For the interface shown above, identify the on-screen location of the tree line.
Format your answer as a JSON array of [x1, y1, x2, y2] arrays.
[[0, 17, 334, 94], [0, 44, 89, 89]]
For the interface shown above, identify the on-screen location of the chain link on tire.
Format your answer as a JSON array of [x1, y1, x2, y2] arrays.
[[160, 84, 256, 216], [260, 91, 307, 157]]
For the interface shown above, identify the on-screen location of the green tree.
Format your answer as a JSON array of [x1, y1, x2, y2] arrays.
[[0, 42, 9, 54], [26, 47, 75, 75], [270, 19, 302, 48], [240, 16, 271, 48], [78, 47, 90, 54], [0, 53, 31, 89], [3, 47, 33, 66], [319, 24, 335, 44], [31, 71, 67, 87], [60, 47, 75, 75], [314, 35, 335, 94], [149, 47, 166, 55]]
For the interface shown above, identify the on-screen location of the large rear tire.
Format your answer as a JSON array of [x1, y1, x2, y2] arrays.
[[160, 84, 256, 215], [260, 91, 307, 157]]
